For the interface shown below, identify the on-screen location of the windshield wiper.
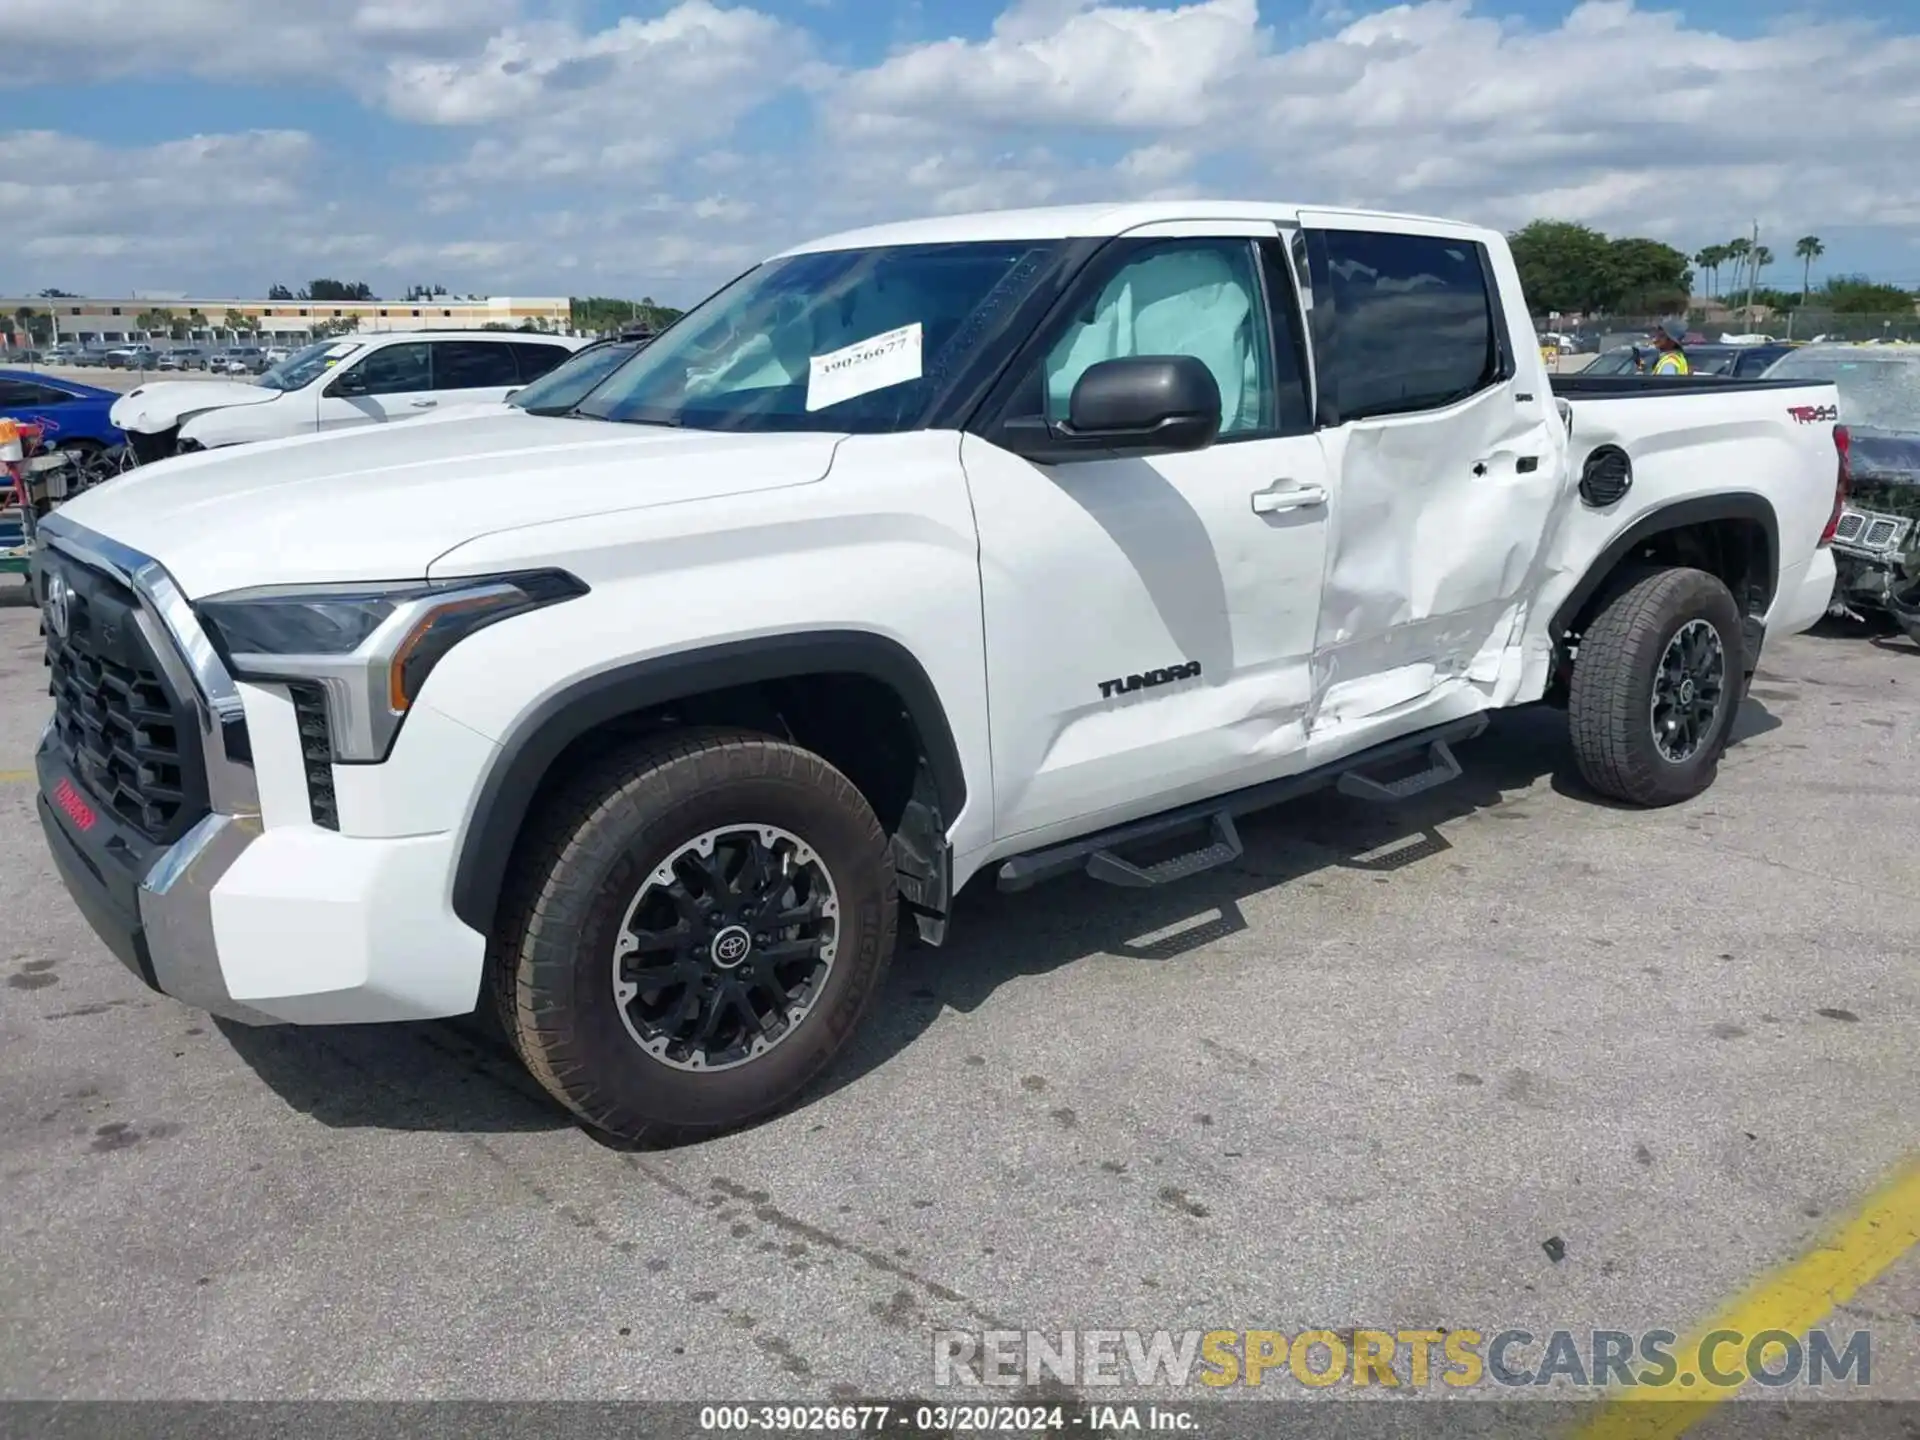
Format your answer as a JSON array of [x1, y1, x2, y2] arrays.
[[570, 407, 683, 427]]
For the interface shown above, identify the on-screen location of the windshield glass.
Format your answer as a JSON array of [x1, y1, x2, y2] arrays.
[[256, 340, 361, 392], [511, 341, 640, 415], [1762, 349, 1920, 431], [1585, 347, 1644, 375], [576, 241, 1062, 433]]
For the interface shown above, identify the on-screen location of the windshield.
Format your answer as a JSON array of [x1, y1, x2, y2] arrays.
[[511, 341, 640, 415], [576, 241, 1062, 433], [256, 339, 361, 392], [1762, 349, 1920, 431]]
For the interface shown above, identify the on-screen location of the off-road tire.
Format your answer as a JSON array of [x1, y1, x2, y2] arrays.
[[1569, 565, 1745, 807], [490, 728, 897, 1146]]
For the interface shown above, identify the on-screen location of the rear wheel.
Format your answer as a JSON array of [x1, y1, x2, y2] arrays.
[[491, 729, 897, 1146], [1569, 566, 1746, 807]]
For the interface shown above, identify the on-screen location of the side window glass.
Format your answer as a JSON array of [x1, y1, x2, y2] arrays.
[[511, 343, 572, 382], [1311, 229, 1501, 422], [1257, 239, 1313, 435], [1035, 239, 1274, 438], [433, 341, 520, 390], [0, 381, 39, 406], [339, 343, 430, 396]]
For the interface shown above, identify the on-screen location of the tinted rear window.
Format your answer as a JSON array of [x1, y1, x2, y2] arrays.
[[1308, 229, 1504, 422]]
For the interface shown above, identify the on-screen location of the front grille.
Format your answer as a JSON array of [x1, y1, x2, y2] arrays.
[[42, 558, 209, 844], [285, 681, 339, 830], [1835, 506, 1913, 555]]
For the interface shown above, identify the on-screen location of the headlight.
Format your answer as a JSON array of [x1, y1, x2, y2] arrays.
[[196, 570, 586, 762]]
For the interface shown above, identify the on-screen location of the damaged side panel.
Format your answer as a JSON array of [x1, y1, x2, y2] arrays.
[[1309, 407, 1571, 742]]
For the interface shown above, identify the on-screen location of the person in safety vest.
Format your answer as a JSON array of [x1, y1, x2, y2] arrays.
[[1648, 317, 1690, 376]]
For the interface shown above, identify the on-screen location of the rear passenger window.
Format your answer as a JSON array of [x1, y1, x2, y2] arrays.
[[1308, 229, 1505, 422], [510, 343, 573, 383], [432, 341, 519, 390]]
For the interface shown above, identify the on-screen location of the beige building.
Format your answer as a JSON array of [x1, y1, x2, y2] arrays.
[[4, 294, 573, 345]]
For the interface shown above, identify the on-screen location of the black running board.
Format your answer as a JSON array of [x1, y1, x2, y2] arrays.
[[996, 715, 1489, 893]]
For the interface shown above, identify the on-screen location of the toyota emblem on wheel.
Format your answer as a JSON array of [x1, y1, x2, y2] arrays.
[[43, 572, 71, 641], [710, 926, 752, 968]]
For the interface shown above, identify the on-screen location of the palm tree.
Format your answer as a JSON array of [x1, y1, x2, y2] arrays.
[[1752, 245, 1774, 290], [1694, 246, 1723, 299], [1794, 235, 1824, 304]]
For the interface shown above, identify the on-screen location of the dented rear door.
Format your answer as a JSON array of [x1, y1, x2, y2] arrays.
[[1296, 212, 1569, 748]]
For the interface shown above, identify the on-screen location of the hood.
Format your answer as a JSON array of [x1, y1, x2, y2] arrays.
[[109, 380, 279, 434], [1848, 427, 1920, 486], [52, 411, 845, 597]]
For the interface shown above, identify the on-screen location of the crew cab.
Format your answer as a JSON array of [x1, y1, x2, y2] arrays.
[[106, 330, 584, 463], [29, 201, 1843, 1146]]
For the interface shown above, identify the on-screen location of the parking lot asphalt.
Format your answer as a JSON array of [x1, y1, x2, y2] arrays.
[[0, 585, 1914, 1411]]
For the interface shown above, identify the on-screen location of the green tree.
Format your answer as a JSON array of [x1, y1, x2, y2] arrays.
[[569, 295, 687, 335], [1603, 236, 1692, 313], [1507, 221, 1613, 312], [1820, 276, 1917, 314], [134, 308, 175, 336], [1723, 236, 1749, 297], [1794, 235, 1825, 303], [1693, 245, 1727, 299]]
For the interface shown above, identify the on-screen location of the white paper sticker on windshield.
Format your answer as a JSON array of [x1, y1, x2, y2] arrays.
[[806, 323, 922, 413]]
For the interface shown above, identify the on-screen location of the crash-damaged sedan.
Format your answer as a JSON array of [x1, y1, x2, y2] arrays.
[[1762, 344, 1920, 638]]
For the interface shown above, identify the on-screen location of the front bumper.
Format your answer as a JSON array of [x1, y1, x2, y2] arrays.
[[39, 736, 485, 1024], [32, 515, 488, 1026]]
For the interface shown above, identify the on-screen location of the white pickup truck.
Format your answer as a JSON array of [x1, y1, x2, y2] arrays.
[[30, 201, 1843, 1145]]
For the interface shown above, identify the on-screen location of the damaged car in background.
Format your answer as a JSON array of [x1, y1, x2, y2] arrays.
[[107, 331, 583, 463], [1762, 344, 1920, 637]]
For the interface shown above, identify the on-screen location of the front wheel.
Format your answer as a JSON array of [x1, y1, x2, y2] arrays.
[[491, 729, 898, 1146], [1569, 566, 1746, 807]]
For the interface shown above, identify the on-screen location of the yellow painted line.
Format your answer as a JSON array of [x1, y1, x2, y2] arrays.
[[0, 768, 33, 784], [1574, 1155, 1920, 1439]]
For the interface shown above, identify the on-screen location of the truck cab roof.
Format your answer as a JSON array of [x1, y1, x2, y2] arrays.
[[777, 200, 1491, 255]]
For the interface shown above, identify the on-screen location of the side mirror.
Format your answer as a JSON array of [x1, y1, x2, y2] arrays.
[[328, 369, 370, 397], [503, 387, 521, 400], [998, 355, 1222, 465]]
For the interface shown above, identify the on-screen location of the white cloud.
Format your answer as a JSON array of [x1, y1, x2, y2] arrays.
[[1, 0, 516, 86], [0, 130, 318, 279], [395, 1, 811, 191], [843, 0, 1261, 131], [6, 1, 1920, 300], [822, 0, 1920, 254]]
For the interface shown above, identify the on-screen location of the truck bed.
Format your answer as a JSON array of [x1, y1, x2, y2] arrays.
[[1550, 374, 1813, 398]]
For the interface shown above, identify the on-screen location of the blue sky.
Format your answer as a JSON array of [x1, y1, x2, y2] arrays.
[[6, 0, 1919, 303]]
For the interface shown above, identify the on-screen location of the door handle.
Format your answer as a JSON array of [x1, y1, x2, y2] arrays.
[[409, 399, 437, 409], [1251, 482, 1327, 515]]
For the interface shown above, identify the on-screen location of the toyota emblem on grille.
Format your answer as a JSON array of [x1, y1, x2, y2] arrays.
[[43, 572, 71, 641]]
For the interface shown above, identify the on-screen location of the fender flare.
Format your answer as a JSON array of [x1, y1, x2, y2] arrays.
[[449, 630, 968, 935], [1550, 492, 1781, 638]]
